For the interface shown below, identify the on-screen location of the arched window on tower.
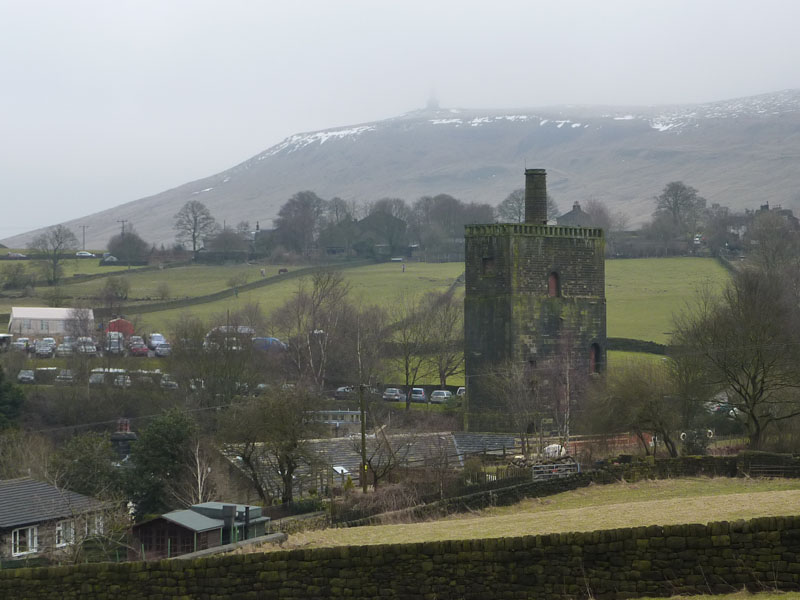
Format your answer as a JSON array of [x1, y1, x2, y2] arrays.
[[589, 343, 602, 374], [548, 272, 560, 297]]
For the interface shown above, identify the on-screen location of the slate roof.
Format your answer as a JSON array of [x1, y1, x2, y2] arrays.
[[0, 478, 103, 529], [452, 432, 518, 456]]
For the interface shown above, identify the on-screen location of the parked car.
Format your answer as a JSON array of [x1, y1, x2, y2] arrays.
[[55, 343, 73, 357], [335, 386, 354, 399], [75, 251, 95, 258], [127, 335, 145, 348], [129, 343, 149, 357], [382, 387, 404, 402], [34, 341, 54, 358], [160, 375, 179, 390], [456, 387, 466, 397], [430, 390, 453, 403], [113, 374, 132, 388], [105, 339, 125, 355], [154, 343, 172, 358], [7, 252, 26, 259], [42, 337, 57, 349], [410, 387, 426, 403], [88, 372, 106, 386], [147, 333, 166, 350], [76, 342, 98, 356], [17, 369, 35, 384], [55, 369, 74, 384]]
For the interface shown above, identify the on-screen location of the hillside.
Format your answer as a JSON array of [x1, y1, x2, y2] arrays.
[[4, 90, 800, 249]]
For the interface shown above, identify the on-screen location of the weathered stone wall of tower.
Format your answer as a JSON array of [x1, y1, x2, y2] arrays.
[[464, 222, 606, 432]]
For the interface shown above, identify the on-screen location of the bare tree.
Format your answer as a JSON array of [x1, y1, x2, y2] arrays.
[[497, 189, 525, 223], [270, 271, 351, 390], [593, 359, 681, 457], [486, 360, 544, 456], [746, 210, 800, 273], [422, 291, 464, 387], [390, 293, 432, 410], [174, 200, 218, 258], [672, 269, 800, 449], [28, 224, 79, 284], [654, 181, 706, 238], [222, 388, 322, 504]]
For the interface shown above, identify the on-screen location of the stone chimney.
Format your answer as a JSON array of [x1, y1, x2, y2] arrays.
[[524, 168, 548, 225]]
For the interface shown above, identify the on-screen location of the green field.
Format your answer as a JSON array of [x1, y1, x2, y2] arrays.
[[135, 262, 465, 333], [2, 257, 728, 345], [258, 477, 800, 552], [605, 257, 728, 343]]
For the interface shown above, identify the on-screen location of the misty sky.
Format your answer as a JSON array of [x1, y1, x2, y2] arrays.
[[2, 0, 799, 240]]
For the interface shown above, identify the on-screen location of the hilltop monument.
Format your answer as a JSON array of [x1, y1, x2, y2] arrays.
[[463, 169, 606, 431]]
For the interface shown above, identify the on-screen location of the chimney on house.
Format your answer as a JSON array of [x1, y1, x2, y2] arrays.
[[524, 168, 548, 225]]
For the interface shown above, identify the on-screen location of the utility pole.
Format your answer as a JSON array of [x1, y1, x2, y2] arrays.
[[117, 220, 127, 236], [79, 225, 89, 250], [359, 383, 368, 493]]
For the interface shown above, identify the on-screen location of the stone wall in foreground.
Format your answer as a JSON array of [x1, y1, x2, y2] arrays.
[[2, 514, 800, 599]]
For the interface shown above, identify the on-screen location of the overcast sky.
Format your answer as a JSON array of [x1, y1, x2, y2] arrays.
[[2, 0, 799, 240]]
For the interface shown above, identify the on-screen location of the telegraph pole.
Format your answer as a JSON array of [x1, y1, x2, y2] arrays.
[[360, 383, 368, 493], [79, 225, 89, 250]]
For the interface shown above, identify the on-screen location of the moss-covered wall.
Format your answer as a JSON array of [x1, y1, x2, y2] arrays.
[[464, 223, 606, 431], [2, 513, 800, 599]]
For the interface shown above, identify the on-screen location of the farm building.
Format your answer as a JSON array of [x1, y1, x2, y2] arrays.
[[7, 307, 95, 337]]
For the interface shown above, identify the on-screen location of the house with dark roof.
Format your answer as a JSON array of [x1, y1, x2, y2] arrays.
[[556, 201, 596, 228], [0, 478, 106, 562], [129, 502, 269, 560]]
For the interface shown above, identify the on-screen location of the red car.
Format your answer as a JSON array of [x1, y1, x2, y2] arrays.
[[129, 344, 149, 357]]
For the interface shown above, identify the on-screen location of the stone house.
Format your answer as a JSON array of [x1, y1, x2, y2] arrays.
[[0, 478, 106, 564]]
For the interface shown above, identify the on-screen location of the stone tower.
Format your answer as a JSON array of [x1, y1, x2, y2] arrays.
[[463, 169, 606, 431]]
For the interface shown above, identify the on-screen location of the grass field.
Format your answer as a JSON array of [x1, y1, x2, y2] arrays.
[[2, 257, 727, 345], [136, 262, 465, 333], [260, 477, 800, 552], [605, 257, 728, 343]]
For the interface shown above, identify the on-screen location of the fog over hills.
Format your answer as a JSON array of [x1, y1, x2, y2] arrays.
[[5, 90, 800, 249]]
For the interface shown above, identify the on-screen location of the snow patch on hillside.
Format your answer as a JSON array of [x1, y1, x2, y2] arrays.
[[258, 125, 377, 159]]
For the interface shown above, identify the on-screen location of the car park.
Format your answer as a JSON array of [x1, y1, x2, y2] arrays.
[[154, 343, 172, 357], [430, 390, 453, 403], [410, 387, 426, 402], [75, 251, 95, 258], [382, 387, 404, 401], [17, 370, 35, 384]]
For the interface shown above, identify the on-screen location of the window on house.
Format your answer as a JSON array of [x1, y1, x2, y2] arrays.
[[11, 526, 38, 556], [23, 319, 32, 330], [56, 520, 75, 547], [40, 320, 49, 331], [548, 272, 560, 297]]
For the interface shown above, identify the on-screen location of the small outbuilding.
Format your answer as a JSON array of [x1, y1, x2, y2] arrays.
[[129, 502, 269, 560], [8, 307, 95, 338]]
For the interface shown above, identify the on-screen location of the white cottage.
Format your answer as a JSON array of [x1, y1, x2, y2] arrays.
[[8, 307, 95, 338]]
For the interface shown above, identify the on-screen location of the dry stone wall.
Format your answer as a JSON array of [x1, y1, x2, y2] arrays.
[[2, 513, 800, 599]]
